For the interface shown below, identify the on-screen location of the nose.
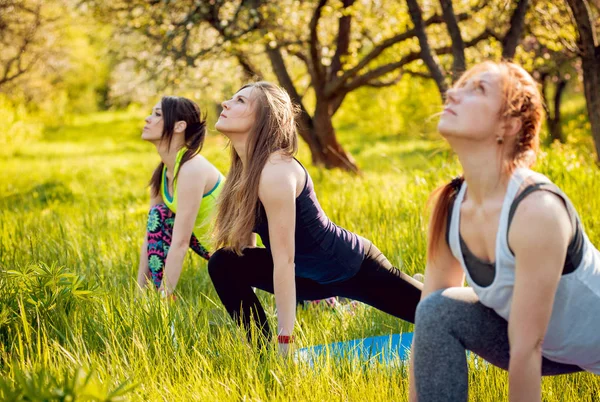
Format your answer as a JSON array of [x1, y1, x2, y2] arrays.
[[144, 115, 151, 123], [445, 87, 461, 105], [221, 100, 229, 110]]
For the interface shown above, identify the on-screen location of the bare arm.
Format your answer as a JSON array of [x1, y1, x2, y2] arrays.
[[137, 193, 164, 291], [258, 160, 298, 356], [409, 211, 464, 402], [159, 161, 207, 296], [507, 192, 571, 402], [248, 233, 258, 248]]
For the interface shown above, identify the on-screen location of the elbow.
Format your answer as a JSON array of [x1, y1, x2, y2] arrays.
[[170, 239, 190, 253], [509, 337, 544, 365], [273, 260, 295, 278]]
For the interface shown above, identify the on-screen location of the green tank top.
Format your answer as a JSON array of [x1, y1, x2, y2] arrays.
[[160, 147, 224, 247]]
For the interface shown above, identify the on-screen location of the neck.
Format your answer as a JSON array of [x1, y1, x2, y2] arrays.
[[450, 137, 511, 204], [155, 139, 184, 175], [228, 133, 248, 165]]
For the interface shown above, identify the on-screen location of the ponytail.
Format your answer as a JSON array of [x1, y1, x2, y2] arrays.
[[147, 97, 206, 198], [427, 176, 464, 260], [149, 162, 164, 198]]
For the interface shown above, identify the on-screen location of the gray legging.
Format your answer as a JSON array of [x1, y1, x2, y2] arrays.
[[413, 287, 583, 402]]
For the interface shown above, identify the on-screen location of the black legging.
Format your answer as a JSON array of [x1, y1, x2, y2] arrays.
[[207, 238, 423, 342]]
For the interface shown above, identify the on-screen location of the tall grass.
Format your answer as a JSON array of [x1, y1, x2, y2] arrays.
[[1, 109, 599, 401]]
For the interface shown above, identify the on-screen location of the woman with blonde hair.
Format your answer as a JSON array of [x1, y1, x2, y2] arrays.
[[208, 82, 422, 354], [410, 61, 600, 401]]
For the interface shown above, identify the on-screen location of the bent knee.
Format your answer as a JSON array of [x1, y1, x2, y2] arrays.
[[208, 248, 240, 279], [415, 289, 460, 330]]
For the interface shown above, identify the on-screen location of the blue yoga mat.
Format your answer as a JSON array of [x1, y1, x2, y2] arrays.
[[295, 332, 413, 365]]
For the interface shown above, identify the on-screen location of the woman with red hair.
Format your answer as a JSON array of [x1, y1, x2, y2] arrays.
[[410, 62, 600, 401]]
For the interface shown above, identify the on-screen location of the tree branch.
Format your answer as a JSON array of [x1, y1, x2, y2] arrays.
[[325, 10, 475, 97], [330, 93, 347, 115], [309, 0, 328, 89], [233, 50, 263, 80], [502, 0, 530, 60], [266, 45, 321, 150], [406, 0, 448, 97], [329, 0, 355, 81], [290, 50, 311, 66], [439, 0, 466, 77], [365, 72, 404, 87], [344, 29, 492, 93], [0, 3, 42, 87], [403, 69, 433, 79], [565, 0, 598, 56]]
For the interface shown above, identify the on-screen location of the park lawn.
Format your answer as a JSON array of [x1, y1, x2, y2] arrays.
[[1, 109, 599, 401]]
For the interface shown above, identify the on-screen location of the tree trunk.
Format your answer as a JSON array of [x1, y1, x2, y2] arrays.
[[267, 45, 359, 172], [439, 0, 466, 79], [296, 107, 358, 172], [565, 0, 600, 162], [312, 101, 359, 172], [542, 74, 567, 143], [406, 0, 448, 99], [502, 0, 529, 60], [580, 53, 600, 161], [550, 78, 567, 143]]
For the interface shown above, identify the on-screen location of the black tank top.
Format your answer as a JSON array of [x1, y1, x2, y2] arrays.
[[254, 159, 364, 284]]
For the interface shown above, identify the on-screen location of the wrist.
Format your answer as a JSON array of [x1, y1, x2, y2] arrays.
[[159, 288, 177, 301], [277, 335, 295, 344]]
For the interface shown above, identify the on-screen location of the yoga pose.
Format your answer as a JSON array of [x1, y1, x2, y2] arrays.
[[208, 82, 422, 355], [410, 61, 600, 402], [137, 96, 224, 297]]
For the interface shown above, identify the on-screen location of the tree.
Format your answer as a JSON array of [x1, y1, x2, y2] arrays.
[[0, 0, 46, 87], [564, 0, 600, 162], [96, 0, 510, 171], [85, 0, 263, 83], [0, 0, 112, 117], [405, 0, 531, 99], [258, 0, 509, 171], [520, 0, 579, 144]]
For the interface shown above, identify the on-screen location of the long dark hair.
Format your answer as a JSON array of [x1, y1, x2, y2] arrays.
[[149, 96, 207, 197], [428, 61, 544, 260]]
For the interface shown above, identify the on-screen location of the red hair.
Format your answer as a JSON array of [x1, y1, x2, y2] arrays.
[[428, 61, 544, 259]]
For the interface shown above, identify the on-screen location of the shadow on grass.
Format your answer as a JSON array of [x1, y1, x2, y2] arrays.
[[11, 145, 151, 160], [43, 116, 143, 144], [1, 181, 75, 210]]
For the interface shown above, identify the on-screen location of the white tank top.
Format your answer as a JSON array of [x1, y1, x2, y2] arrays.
[[448, 168, 600, 373]]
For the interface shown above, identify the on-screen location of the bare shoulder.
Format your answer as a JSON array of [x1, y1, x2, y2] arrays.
[[264, 152, 299, 170], [261, 154, 301, 185], [510, 190, 572, 250], [512, 190, 569, 227], [178, 154, 217, 179], [259, 154, 302, 202]]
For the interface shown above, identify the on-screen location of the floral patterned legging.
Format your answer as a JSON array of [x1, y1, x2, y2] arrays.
[[146, 203, 211, 288]]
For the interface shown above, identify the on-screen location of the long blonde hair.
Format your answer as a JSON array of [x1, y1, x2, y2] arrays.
[[214, 82, 299, 254]]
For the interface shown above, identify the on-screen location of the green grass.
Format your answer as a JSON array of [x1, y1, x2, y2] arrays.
[[1, 109, 599, 401]]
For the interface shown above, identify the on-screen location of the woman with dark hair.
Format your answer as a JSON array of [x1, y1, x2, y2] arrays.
[[207, 82, 422, 355], [409, 61, 600, 401], [136, 96, 224, 298]]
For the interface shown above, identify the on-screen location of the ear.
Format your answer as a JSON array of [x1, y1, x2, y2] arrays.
[[502, 117, 522, 139], [174, 120, 187, 133]]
